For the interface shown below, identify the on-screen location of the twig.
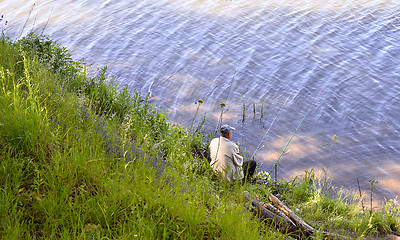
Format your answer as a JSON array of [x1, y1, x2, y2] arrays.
[[357, 178, 365, 212]]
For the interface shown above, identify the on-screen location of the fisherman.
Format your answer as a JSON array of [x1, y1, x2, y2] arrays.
[[209, 124, 257, 183]]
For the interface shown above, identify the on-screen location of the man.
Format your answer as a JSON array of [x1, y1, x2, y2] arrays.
[[209, 124, 257, 182]]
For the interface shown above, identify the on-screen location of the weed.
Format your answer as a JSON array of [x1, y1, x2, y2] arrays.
[[253, 101, 256, 118], [189, 99, 203, 133], [241, 94, 246, 123], [367, 178, 379, 214], [213, 102, 227, 138], [323, 134, 338, 191]]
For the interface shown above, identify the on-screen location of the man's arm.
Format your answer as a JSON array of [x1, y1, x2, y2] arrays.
[[231, 145, 243, 167]]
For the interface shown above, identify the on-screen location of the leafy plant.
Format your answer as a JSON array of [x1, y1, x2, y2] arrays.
[[17, 33, 85, 76], [367, 178, 379, 214], [323, 134, 338, 191]]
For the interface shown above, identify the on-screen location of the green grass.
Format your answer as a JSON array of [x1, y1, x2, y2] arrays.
[[0, 33, 399, 239]]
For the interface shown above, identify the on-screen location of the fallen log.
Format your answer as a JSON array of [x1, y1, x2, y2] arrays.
[[244, 191, 306, 238], [268, 193, 350, 240], [268, 193, 315, 235], [254, 195, 298, 227]]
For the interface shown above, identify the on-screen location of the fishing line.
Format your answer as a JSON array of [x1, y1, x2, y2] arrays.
[[224, 61, 240, 103], [251, 93, 292, 160], [267, 88, 324, 179], [211, 61, 241, 162], [213, 61, 240, 137]]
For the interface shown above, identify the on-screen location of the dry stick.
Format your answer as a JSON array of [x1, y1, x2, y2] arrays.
[[244, 191, 303, 238], [357, 178, 366, 212], [269, 193, 315, 235], [269, 193, 350, 240], [254, 194, 296, 226]]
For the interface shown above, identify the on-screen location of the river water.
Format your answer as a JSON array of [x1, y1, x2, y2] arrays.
[[1, 0, 399, 205]]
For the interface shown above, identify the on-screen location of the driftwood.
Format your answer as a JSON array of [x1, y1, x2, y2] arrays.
[[244, 191, 306, 238], [268, 193, 315, 235], [254, 194, 298, 228], [268, 193, 350, 240], [245, 191, 350, 240]]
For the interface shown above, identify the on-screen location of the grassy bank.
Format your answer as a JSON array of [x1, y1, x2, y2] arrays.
[[0, 34, 399, 239]]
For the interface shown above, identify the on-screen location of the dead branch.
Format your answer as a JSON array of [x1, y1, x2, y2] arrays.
[[269, 193, 315, 235], [244, 191, 306, 238], [268, 193, 350, 240]]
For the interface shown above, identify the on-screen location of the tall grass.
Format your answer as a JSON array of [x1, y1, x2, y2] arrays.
[[0, 34, 280, 239], [0, 33, 398, 239]]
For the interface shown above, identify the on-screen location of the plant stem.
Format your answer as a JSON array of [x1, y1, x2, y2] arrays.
[[260, 98, 264, 119], [242, 94, 245, 123], [253, 102, 256, 118]]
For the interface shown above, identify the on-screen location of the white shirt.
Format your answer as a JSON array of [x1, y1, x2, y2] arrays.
[[209, 136, 244, 182]]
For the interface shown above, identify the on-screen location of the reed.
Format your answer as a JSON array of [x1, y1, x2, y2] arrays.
[[189, 99, 203, 133], [323, 134, 338, 191], [242, 94, 245, 123], [260, 98, 264, 119], [213, 102, 227, 138], [253, 101, 256, 118]]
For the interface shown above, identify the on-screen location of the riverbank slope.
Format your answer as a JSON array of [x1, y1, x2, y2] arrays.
[[0, 34, 399, 239]]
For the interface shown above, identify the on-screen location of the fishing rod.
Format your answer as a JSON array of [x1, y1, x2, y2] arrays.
[[266, 88, 324, 180], [224, 61, 240, 103], [213, 61, 240, 137], [251, 93, 292, 160]]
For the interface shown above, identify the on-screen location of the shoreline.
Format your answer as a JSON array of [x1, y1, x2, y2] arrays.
[[0, 33, 399, 239]]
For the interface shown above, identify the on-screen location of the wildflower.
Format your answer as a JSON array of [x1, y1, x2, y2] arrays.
[[220, 102, 226, 107], [197, 99, 203, 104], [332, 135, 337, 142]]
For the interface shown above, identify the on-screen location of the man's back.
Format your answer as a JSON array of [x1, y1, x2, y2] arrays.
[[209, 136, 244, 182]]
